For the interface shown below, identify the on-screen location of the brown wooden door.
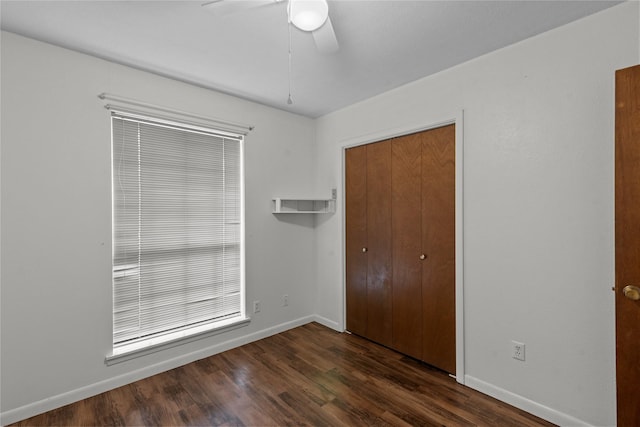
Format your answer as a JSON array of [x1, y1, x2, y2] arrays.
[[365, 140, 394, 347], [345, 145, 368, 337], [346, 141, 393, 346], [421, 124, 456, 374], [388, 125, 456, 372], [392, 132, 424, 359], [615, 64, 640, 426], [346, 127, 455, 372]]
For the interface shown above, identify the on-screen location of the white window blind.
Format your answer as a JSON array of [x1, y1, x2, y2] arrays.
[[111, 112, 244, 349]]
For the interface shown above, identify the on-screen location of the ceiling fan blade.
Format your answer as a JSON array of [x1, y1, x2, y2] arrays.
[[202, 0, 281, 17], [312, 15, 339, 54]]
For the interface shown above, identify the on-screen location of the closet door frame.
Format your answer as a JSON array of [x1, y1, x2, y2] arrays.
[[340, 111, 465, 384]]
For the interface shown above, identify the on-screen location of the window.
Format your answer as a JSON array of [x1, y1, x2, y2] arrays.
[[110, 110, 246, 359]]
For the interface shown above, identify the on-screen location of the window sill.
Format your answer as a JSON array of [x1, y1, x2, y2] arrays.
[[105, 316, 251, 366]]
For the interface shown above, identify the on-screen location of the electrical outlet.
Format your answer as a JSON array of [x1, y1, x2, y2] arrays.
[[282, 294, 289, 307], [512, 340, 525, 361], [253, 300, 261, 313]]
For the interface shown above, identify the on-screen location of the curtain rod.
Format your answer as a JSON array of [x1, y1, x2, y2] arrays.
[[98, 93, 255, 134]]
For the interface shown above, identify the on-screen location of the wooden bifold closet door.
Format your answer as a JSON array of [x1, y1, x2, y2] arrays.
[[345, 140, 393, 347], [615, 64, 640, 427], [345, 124, 455, 374]]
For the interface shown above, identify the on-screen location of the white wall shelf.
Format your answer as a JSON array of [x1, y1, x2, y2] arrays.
[[272, 191, 336, 214]]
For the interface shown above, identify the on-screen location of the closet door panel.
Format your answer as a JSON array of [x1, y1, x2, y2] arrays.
[[391, 134, 423, 359], [366, 140, 393, 347], [345, 145, 368, 336], [421, 124, 456, 374]]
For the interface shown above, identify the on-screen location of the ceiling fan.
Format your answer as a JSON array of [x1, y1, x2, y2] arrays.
[[202, 0, 339, 54]]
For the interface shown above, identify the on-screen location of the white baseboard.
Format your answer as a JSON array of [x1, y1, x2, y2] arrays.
[[312, 314, 341, 331], [0, 315, 316, 426], [464, 375, 596, 427]]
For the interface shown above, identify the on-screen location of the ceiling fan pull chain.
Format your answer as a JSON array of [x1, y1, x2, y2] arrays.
[[287, 13, 293, 105]]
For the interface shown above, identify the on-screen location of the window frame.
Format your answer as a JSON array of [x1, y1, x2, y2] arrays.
[[106, 107, 249, 365]]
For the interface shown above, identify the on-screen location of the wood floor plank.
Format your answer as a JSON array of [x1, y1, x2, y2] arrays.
[[10, 322, 556, 427]]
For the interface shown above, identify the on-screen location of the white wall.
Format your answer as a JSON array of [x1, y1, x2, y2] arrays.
[[313, 3, 639, 427], [0, 31, 319, 424], [2, 3, 639, 425]]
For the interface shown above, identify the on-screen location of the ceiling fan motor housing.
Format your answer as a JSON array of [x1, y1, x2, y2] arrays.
[[289, 0, 329, 32]]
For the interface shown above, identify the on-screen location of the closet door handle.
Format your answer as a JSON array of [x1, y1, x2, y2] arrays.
[[362, 247, 368, 253], [419, 254, 427, 260], [623, 285, 640, 301]]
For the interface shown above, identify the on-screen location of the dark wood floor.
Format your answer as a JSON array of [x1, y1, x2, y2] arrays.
[[12, 322, 556, 426]]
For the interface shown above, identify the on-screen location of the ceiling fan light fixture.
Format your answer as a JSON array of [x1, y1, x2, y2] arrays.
[[289, 0, 329, 32]]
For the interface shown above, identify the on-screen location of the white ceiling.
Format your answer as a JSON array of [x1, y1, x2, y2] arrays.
[[0, 0, 622, 118]]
